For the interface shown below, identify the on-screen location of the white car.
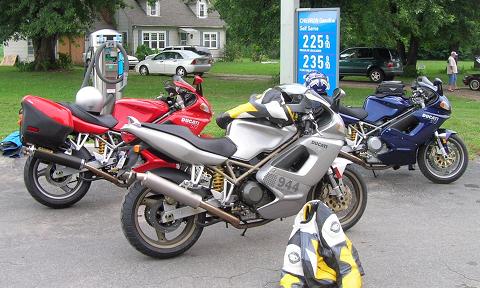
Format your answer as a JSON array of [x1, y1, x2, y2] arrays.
[[127, 55, 139, 69], [135, 50, 211, 77]]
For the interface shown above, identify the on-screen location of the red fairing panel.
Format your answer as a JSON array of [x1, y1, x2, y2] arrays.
[[133, 150, 177, 172], [22, 96, 73, 128], [71, 116, 109, 134], [112, 99, 169, 131]]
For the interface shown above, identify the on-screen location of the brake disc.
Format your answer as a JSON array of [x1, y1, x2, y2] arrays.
[[144, 198, 181, 233], [45, 164, 74, 187], [321, 184, 353, 212]]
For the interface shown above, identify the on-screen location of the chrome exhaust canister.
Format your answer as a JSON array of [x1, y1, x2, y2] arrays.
[[136, 172, 241, 227]]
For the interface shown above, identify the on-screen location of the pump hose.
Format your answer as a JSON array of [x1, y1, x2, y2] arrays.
[[80, 42, 129, 90]]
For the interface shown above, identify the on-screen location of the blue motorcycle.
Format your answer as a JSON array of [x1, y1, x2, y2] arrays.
[[336, 77, 468, 184]]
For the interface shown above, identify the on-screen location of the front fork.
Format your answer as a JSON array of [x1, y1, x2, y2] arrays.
[[327, 157, 352, 197], [435, 130, 455, 156]]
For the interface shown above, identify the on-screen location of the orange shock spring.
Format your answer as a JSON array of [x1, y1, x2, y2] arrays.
[[212, 169, 224, 192]]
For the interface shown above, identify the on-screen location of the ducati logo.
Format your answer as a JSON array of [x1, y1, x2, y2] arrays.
[[288, 251, 300, 264], [311, 140, 328, 150], [181, 118, 200, 127], [330, 221, 341, 233], [421, 113, 439, 124]]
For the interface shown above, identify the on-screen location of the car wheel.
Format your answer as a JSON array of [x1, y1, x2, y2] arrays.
[[139, 65, 149, 76], [369, 68, 384, 83], [469, 79, 480, 90], [176, 67, 187, 77]]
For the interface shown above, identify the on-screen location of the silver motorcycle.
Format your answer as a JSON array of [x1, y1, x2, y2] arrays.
[[120, 88, 367, 258]]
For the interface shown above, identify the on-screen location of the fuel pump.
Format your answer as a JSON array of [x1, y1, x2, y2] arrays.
[[81, 29, 129, 115]]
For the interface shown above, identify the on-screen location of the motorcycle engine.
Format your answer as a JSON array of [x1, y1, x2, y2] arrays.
[[240, 181, 271, 207], [365, 136, 389, 164], [367, 137, 383, 152]]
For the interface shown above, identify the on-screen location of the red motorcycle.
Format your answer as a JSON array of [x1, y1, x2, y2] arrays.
[[21, 75, 212, 208]]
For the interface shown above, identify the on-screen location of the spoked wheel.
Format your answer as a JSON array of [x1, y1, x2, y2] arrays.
[[139, 65, 149, 76], [314, 164, 367, 231], [418, 134, 468, 184], [23, 148, 92, 209], [121, 181, 205, 258], [469, 79, 480, 90], [176, 66, 187, 77]]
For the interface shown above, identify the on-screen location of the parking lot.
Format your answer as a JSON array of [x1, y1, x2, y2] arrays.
[[0, 157, 479, 288]]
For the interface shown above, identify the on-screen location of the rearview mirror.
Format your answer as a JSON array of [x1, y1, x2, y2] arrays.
[[332, 88, 346, 101]]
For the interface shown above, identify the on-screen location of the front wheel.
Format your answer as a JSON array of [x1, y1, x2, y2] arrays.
[[121, 181, 204, 258], [469, 79, 480, 90], [313, 164, 367, 231], [369, 68, 384, 83], [23, 147, 93, 208], [418, 134, 468, 184]]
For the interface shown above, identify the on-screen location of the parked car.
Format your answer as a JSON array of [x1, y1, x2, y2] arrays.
[[463, 74, 480, 90], [135, 50, 211, 77], [164, 46, 214, 62], [339, 47, 403, 82], [83, 52, 139, 70]]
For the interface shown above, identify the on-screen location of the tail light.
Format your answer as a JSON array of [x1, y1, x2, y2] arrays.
[[191, 59, 197, 65], [387, 62, 394, 68], [27, 126, 40, 133]]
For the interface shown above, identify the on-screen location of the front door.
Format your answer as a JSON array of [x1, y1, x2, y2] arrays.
[[163, 52, 183, 75], [151, 53, 166, 73]]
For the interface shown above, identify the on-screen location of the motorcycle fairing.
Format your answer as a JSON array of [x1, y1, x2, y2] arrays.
[[112, 98, 169, 131], [377, 104, 449, 165], [363, 95, 411, 124], [256, 135, 344, 219]]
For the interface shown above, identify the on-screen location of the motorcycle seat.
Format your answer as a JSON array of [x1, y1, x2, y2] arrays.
[[141, 123, 238, 158], [60, 102, 118, 129], [339, 106, 368, 120]]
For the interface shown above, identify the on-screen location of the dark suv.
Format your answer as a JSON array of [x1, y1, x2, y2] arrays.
[[339, 47, 403, 82]]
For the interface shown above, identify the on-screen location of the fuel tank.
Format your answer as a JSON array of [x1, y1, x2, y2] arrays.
[[226, 119, 297, 162], [363, 95, 412, 124], [112, 98, 169, 131]]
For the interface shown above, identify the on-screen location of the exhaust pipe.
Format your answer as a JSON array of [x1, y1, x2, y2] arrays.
[[136, 171, 241, 228], [32, 148, 128, 187], [338, 151, 391, 170]]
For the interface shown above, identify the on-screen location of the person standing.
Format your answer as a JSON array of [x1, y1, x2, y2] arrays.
[[447, 51, 458, 92]]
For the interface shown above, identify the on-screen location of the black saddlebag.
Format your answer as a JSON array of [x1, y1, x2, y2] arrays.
[[375, 81, 405, 96]]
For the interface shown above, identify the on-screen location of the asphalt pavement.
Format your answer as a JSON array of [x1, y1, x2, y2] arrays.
[[0, 157, 479, 288]]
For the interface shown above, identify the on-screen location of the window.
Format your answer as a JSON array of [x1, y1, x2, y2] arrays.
[[143, 31, 166, 49], [180, 33, 188, 46], [147, 0, 160, 16], [27, 39, 34, 56], [198, 1, 207, 18], [203, 32, 217, 49], [358, 48, 373, 58]]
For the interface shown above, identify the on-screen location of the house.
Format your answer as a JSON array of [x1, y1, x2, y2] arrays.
[[3, 0, 225, 63], [117, 0, 226, 58]]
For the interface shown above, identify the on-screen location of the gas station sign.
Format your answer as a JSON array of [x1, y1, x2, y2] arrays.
[[296, 8, 340, 96]]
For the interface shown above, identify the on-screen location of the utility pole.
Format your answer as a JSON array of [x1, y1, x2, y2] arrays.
[[280, 0, 300, 84]]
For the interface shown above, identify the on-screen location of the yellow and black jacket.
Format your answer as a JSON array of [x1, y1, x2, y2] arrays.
[[216, 87, 297, 129], [280, 201, 364, 288]]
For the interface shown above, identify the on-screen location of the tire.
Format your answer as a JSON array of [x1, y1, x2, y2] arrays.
[[418, 134, 468, 184], [176, 66, 187, 77], [369, 68, 384, 83], [339, 76, 344, 80], [469, 79, 480, 91], [121, 181, 205, 259], [139, 65, 149, 76], [24, 147, 92, 209], [314, 164, 367, 231]]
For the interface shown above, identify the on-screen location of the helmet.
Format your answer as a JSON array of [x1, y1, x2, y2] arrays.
[[75, 86, 104, 113], [304, 71, 330, 95]]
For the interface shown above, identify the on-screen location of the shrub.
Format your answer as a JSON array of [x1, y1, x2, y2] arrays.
[[135, 44, 155, 61], [250, 44, 264, 62], [223, 42, 242, 62], [15, 61, 36, 72], [57, 53, 73, 70]]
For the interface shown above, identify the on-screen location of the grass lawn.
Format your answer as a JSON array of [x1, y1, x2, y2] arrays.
[[0, 66, 479, 156], [211, 59, 279, 76]]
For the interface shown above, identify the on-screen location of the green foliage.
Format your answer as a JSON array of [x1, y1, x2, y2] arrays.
[[15, 61, 36, 72], [57, 53, 73, 70], [223, 41, 242, 62], [0, 0, 125, 70], [135, 45, 157, 61]]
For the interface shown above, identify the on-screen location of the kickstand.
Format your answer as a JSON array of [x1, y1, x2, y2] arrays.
[[408, 164, 416, 171], [225, 223, 229, 229], [372, 170, 377, 178], [241, 228, 248, 237]]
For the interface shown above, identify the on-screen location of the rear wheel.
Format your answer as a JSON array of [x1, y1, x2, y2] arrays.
[[121, 181, 205, 258], [469, 79, 480, 90], [176, 66, 187, 77], [369, 68, 384, 83], [24, 147, 92, 209], [418, 134, 468, 184], [139, 65, 149, 76], [314, 164, 367, 231]]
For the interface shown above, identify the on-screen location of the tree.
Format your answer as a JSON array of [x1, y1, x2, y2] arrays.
[[0, 0, 123, 70]]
